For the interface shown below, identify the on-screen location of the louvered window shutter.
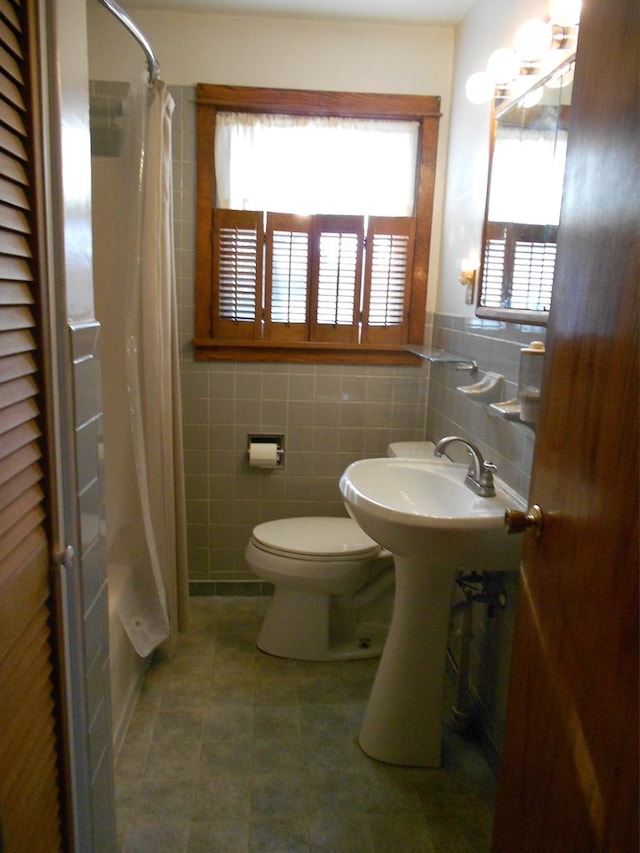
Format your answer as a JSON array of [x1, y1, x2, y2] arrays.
[[481, 225, 508, 308], [361, 216, 415, 345], [210, 209, 419, 347], [511, 227, 557, 312], [482, 221, 557, 311], [264, 212, 312, 342], [211, 208, 263, 339], [310, 214, 363, 344]]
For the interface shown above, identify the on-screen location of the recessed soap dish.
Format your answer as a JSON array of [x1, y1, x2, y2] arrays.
[[456, 372, 504, 404], [489, 399, 522, 421]]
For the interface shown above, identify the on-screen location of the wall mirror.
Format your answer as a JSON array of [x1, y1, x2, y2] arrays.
[[476, 53, 575, 324]]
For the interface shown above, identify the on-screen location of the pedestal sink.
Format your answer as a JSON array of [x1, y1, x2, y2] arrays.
[[339, 455, 524, 767]]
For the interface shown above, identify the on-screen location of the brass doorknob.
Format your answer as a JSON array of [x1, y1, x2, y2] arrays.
[[504, 504, 543, 538]]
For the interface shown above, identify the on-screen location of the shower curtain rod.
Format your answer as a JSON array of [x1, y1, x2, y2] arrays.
[[97, 0, 160, 83]]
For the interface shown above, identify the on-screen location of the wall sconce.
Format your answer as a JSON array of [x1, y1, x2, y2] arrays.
[[460, 259, 477, 304], [465, 0, 581, 104]]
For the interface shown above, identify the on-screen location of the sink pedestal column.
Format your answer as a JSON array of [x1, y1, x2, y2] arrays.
[[359, 555, 457, 767]]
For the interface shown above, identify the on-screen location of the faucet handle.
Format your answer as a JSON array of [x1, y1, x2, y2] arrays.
[[479, 460, 497, 496]]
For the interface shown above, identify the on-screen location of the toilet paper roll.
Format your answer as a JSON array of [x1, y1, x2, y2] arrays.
[[249, 442, 280, 468]]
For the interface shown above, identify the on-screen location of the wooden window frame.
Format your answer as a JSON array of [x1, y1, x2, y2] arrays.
[[194, 84, 441, 365]]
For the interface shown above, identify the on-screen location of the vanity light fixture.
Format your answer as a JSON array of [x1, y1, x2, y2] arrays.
[[465, 0, 581, 104]]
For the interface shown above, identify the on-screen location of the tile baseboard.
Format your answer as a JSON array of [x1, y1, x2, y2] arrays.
[[189, 580, 273, 596]]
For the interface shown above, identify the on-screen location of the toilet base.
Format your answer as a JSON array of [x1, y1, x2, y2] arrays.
[[256, 586, 390, 661]]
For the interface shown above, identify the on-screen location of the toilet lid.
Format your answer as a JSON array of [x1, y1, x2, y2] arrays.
[[252, 517, 380, 558]]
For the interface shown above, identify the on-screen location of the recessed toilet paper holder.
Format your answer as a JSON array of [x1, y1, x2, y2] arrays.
[[247, 434, 285, 468]]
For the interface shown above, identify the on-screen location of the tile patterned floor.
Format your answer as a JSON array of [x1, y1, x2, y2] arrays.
[[115, 596, 496, 852]]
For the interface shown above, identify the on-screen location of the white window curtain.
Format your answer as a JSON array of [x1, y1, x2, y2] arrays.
[[215, 112, 419, 216], [489, 127, 568, 225]]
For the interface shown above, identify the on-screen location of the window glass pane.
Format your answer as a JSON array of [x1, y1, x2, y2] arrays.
[[215, 113, 418, 216], [488, 128, 567, 225]]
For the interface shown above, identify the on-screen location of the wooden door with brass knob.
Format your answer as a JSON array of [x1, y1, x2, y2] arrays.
[[491, 0, 638, 849]]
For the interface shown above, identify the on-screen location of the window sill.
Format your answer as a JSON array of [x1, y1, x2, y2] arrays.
[[192, 339, 423, 366]]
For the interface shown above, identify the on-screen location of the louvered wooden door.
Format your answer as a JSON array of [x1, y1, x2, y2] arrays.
[[0, 2, 64, 850]]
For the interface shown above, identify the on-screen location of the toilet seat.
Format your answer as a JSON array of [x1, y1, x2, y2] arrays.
[[252, 516, 381, 561], [246, 516, 389, 595]]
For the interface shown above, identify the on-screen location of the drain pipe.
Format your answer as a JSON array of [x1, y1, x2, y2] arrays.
[[451, 595, 474, 732], [450, 572, 507, 733]]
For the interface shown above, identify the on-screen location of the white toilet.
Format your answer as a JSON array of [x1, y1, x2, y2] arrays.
[[245, 442, 436, 662], [245, 516, 394, 661]]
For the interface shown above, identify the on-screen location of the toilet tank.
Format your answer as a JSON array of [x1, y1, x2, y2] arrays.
[[387, 441, 435, 458]]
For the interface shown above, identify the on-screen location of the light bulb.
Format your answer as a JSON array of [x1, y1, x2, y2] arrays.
[[465, 71, 495, 104], [486, 48, 521, 84], [515, 18, 553, 61]]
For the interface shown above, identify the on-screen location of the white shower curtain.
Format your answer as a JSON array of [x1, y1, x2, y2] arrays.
[[101, 72, 188, 657]]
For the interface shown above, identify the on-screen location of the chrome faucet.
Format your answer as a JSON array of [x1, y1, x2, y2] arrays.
[[433, 436, 497, 497]]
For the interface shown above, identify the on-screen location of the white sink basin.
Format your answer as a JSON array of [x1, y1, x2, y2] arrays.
[[339, 457, 524, 570], [339, 454, 524, 767]]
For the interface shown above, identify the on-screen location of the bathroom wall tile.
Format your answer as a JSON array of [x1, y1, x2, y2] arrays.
[[181, 371, 209, 397], [210, 475, 235, 500], [81, 537, 107, 614], [79, 477, 102, 557], [339, 402, 367, 428], [311, 426, 339, 453], [182, 396, 210, 425], [285, 450, 314, 477], [365, 402, 393, 429], [187, 523, 210, 551], [184, 448, 210, 478], [186, 500, 209, 527], [285, 477, 313, 502], [76, 415, 101, 493], [210, 548, 237, 574], [287, 375, 316, 403], [235, 471, 261, 500], [260, 476, 288, 502], [234, 499, 262, 526], [185, 475, 208, 501], [207, 424, 234, 451], [363, 428, 393, 455], [235, 398, 261, 424], [210, 523, 237, 550], [187, 549, 210, 579], [313, 400, 341, 427], [262, 373, 289, 400], [261, 399, 288, 425], [236, 372, 262, 399], [183, 424, 208, 453], [208, 450, 236, 477], [365, 375, 394, 403], [338, 428, 366, 454]]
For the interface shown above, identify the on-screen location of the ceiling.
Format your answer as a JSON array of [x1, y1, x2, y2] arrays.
[[121, 0, 476, 26]]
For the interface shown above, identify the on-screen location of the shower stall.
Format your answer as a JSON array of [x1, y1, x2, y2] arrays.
[[90, 0, 188, 748]]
